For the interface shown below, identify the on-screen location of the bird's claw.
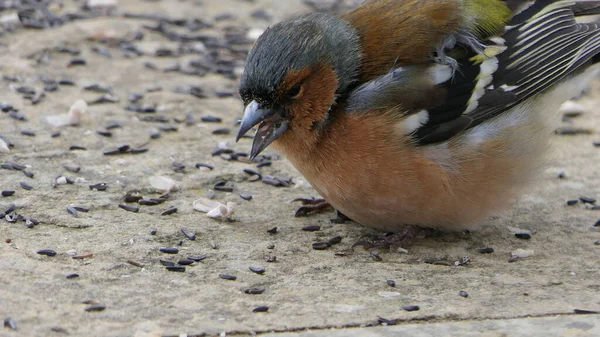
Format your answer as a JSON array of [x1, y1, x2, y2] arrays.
[[351, 225, 422, 250]]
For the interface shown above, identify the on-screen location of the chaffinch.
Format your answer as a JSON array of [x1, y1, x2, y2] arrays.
[[236, 0, 600, 239]]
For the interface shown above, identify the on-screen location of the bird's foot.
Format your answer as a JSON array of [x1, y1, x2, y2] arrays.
[[351, 225, 423, 250], [293, 197, 333, 217]]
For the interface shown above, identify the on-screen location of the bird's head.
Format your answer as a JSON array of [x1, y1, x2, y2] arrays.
[[237, 13, 361, 159]]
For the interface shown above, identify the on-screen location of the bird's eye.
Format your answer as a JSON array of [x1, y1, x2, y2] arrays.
[[287, 82, 303, 99]]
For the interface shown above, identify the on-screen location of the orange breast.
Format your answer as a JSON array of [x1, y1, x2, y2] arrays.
[[273, 112, 542, 232]]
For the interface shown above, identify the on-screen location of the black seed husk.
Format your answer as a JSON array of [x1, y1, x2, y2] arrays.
[[249, 266, 265, 274], [328, 236, 343, 245], [580, 196, 596, 204], [402, 305, 420, 311], [159, 247, 179, 254], [515, 233, 531, 240], [302, 225, 321, 232], [252, 306, 269, 312], [37, 249, 57, 256], [244, 288, 265, 294], [66, 206, 78, 217], [181, 227, 196, 240], [161, 207, 178, 216], [476, 247, 494, 254], [89, 183, 108, 191], [187, 254, 208, 262], [178, 258, 194, 265], [459, 291, 469, 297], [219, 274, 236, 280], [160, 260, 175, 267], [118, 204, 139, 212], [312, 242, 330, 250]]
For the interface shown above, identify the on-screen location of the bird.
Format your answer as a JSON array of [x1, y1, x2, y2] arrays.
[[236, 0, 600, 244]]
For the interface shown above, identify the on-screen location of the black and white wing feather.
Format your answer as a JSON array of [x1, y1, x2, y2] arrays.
[[346, 0, 600, 146]]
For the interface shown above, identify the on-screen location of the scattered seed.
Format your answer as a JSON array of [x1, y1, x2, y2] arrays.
[[387, 280, 396, 287], [105, 121, 122, 130], [180, 227, 196, 240], [84, 304, 106, 312], [210, 242, 219, 249], [515, 233, 531, 240], [402, 305, 420, 312], [459, 291, 469, 298], [476, 247, 494, 254], [212, 128, 231, 135], [219, 274, 237, 281], [256, 161, 272, 168], [244, 288, 265, 295], [195, 162, 214, 170], [19, 181, 33, 191], [131, 148, 149, 154], [69, 145, 87, 151], [252, 306, 269, 312], [3, 317, 17, 330], [302, 225, 321, 232], [239, 193, 253, 201], [161, 207, 178, 216], [58, 79, 76, 86], [2, 190, 15, 196], [566, 199, 579, 206], [249, 266, 265, 274], [68, 58, 87, 67], [201, 115, 222, 123], [37, 249, 57, 256], [138, 199, 159, 206], [96, 130, 112, 137], [267, 244, 275, 249], [312, 242, 330, 250], [71, 205, 89, 212], [159, 260, 175, 267], [213, 179, 234, 192], [187, 255, 208, 262], [328, 236, 343, 245], [594, 219, 600, 227], [574, 309, 600, 314], [159, 247, 179, 254], [266, 256, 277, 263], [89, 183, 108, 191], [119, 204, 139, 213], [580, 196, 596, 204], [124, 191, 143, 203], [262, 175, 292, 187], [177, 259, 194, 266], [66, 206, 78, 217], [66, 273, 79, 279], [4, 204, 16, 214], [20, 129, 36, 136], [150, 228, 157, 235], [267, 226, 278, 234], [377, 316, 396, 325], [166, 266, 186, 272]]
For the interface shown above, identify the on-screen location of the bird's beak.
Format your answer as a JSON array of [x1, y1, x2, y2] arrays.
[[236, 100, 289, 159]]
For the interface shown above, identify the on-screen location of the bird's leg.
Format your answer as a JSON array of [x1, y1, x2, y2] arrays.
[[351, 225, 423, 250], [293, 197, 333, 217]]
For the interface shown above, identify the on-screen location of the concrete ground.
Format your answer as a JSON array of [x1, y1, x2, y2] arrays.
[[0, 0, 599, 336]]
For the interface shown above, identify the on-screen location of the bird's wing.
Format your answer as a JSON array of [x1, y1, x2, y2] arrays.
[[346, 0, 600, 146]]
